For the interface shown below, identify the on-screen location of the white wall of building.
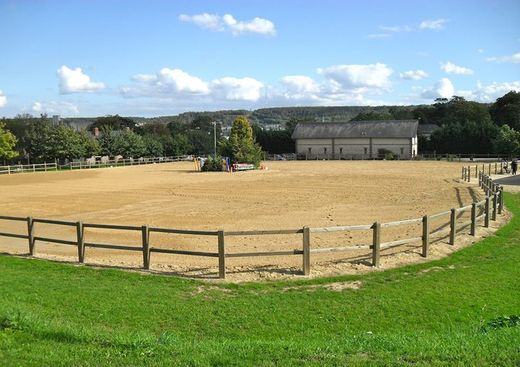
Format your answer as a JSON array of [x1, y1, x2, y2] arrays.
[[296, 137, 417, 159]]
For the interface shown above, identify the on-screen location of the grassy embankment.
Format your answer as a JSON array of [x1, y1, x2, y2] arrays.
[[1, 194, 519, 366]]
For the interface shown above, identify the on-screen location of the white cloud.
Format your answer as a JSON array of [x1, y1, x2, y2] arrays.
[[124, 68, 209, 96], [123, 68, 262, 102], [211, 77, 264, 101], [379, 25, 413, 33], [281, 75, 320, 94], [31, 101, 79, 116], [179, 13, 276, 36], [421, 78, 455, 99], [440, 61, 474, 75], [57, 65, 105, 94], [132, 74, 157, 82], [158, 68, 210, 94], [318, 63, 393, 91], [477, 48, 484, 53], [367, 33, 391, 39], [400, 70, 428, 80], [0, 90, 6, 108], [486, 52, 520, 64], [178, 13, 223, 31], [458, 81, 520, 102], [419, 19, 448, 30]]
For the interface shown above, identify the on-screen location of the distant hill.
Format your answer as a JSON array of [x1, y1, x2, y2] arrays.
[[2, 104, 428, 135], [127, 105, 424, 127]]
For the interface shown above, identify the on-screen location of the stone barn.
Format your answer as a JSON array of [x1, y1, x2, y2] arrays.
[[291, 120, 419, 159]]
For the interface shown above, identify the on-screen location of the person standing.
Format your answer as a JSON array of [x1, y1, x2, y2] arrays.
[[512, 159, 518, 175]]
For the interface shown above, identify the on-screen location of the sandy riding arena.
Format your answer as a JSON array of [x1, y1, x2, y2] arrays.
[[0, 161, 506, 281]]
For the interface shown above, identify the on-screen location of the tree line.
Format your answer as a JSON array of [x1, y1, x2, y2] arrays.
[[0, 114, 224, 164], [254, 91, 520, 156], [0, 91, 519, 163]]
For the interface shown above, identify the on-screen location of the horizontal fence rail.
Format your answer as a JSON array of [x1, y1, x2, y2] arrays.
[[0, 171, 506, 279], [0, 156, 194, 175], [0, 163, 58, 175]]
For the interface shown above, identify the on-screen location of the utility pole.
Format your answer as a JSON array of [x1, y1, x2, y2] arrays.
[[212, 121, 217, 158]]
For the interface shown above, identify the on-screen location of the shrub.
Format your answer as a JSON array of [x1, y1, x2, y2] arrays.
[[201, 156, 224, 172], [378, 148, 398, 160]]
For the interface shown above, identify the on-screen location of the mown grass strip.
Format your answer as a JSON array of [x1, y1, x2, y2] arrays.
[[0, 193, 519, 366]]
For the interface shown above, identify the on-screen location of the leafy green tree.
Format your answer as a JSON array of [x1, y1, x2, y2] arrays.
[[112, 130, 146, 157], [48, 124, 85, 162], [143, 135, 164, 157], [167, 120, 188, 136], [0, 122, 18, 160], [89, 115, 136, 132], [492, 125, 520, 155], [418, 96, 498, 154], [24, 116, 53, 162], [490, 91, 520, 131], [186, 115, 221, 155], [78, 130, 101, 157], [253, 124, 294, 154], [221, 116, 263, 165], [163, 134, 191, 156], [350, 112, 393, 121], [98, 128, 117, 156]]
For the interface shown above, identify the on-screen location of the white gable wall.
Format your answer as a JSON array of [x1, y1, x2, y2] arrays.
[[296, 137, 417, 159]]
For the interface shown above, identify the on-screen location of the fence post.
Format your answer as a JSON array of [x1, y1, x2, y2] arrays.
[[461, 166, 465, 180], [485, 197, 490, 228], [470, 203, 477, 236], [302, 226, 311, 276], [492, 193, 497, 221], [372, 222, 381, 267], [422, 215, 429, 257], [7, 166, 10, 174], [76, 221, 85, 263], [218, 230, 226, 279], [467, 166, 471, 182], [450, 208, 456, 245], [498, 186, 504, 214], [494, 162, 497, 174], [475, 165, 478, 178], [142, 225, 150, 270], [478, 171, 482, 187], [27, 216, 35, 255]]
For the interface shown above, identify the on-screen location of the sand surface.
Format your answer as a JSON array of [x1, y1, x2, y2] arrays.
[[0, 161, 507, 281]]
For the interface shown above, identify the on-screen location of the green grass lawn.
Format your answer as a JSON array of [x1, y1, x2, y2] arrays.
[[1, 195, 520, 366]]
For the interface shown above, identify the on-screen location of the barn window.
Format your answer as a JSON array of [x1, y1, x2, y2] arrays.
[[364, 147, 368, 155], [308, 147, 312, 154]]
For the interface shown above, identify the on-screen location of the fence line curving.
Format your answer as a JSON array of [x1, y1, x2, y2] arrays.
[[0, 170, 505, 279]]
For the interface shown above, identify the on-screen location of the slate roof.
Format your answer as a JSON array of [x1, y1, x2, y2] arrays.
[[417, 123, 440, 136], [291, 120, 419, 139]]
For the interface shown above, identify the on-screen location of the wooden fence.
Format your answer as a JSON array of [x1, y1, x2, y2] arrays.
[[0, 156, 193, 175], [0, 171, 504, 279], [0, 162, 58, 175], [60, 156, 193, 170], [461, 161, 509, 182]]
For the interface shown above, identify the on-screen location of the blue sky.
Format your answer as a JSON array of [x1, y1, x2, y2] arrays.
[[1, 0, 519, 117]]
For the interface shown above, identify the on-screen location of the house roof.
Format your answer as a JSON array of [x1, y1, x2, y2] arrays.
[[417, 123, 440, 136], [291, 120, 419, 140]]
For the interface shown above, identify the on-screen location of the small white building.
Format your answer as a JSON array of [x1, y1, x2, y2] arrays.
[[291, 120, 419, 159]]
